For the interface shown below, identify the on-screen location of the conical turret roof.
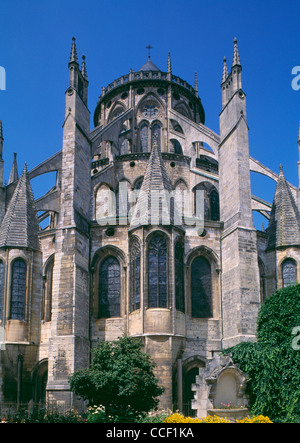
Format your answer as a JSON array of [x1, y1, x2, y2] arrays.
[[139, 57, 160, 72], [130, 138, 178, 228], [0, 164, 40, 250], [267, 166, 300, 249]]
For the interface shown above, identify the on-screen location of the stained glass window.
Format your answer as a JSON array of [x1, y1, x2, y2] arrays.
[[0, 261, 4, 320], [175, 242, 185, 312], [210, 190, 220, 221], [43, 259, 54, 322], [130, 240, 141, 312], [282, 259, 297, 288], [151, 123, 161, 148], [191, 256, 212, 318], [99, 256, 121, 318], [140, 123, 149, 152], [148, 234, 168, 308], [10, 259, 26, 320]]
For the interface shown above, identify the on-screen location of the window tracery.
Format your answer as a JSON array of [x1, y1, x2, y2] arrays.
[[10, 259, 26, 320], [148, 234, 168, 308], [191, 256, 212, 318], [99, 256, 121, 318]]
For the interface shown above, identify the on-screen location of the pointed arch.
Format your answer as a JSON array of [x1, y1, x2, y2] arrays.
[[42, 255, 54, 322], [147, 232, 168, 308], [10, 258, 27, 320], [282, 258, 297, 288], [130, 237, 141, 312], [99, 256, 121, 318], [175, 241, 185, 312], [107, 101, 126, 122]]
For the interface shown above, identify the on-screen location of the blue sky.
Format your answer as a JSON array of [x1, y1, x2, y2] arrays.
[[0, 0, 300, 228]]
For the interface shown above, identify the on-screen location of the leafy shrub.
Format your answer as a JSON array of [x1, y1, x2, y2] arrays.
[[137, 409, 172, 423], [69, 335, 164, 423], [224, 284, 300, 423], [5, 409, 85, 423]]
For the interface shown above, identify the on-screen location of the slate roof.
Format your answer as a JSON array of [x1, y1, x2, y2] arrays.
[[267, 166, 300, 249], [0, 164, 40, 250], [130, 138, 178, 228], [138, 58, 160, 72]]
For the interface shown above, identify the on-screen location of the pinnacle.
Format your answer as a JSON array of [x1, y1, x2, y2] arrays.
[[167, 52, 172, 74], [0, 120, 3, 140], [81, 54, 88, 80], [69, 37, 78, 64], [8, 152, 18, 185], [194, 72, 198, 94], [222, 56, 229, 83], [232, 37, 241, 67]]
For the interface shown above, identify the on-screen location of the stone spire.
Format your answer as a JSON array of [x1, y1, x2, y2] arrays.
[[130, 137, 177, 228], [167, 52, 172, 81], [194, 72, 198, 97], [232, 37, 241, 67], [267, 165, 300, 249], [81, 54, 88, 80], [8, 153, 18, 184], [69, 37, 78, 64], [222, 56, 229, 83], [167, 52, 172, 75], [0, 163, 40, 250]]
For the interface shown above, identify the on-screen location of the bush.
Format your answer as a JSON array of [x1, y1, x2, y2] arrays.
[[69, 335, 164, 423], [4, 409, 85, 423], [224, 284, 300, 423]]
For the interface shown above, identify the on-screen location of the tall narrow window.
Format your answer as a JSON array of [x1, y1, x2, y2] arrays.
[[258, 259, 266, 303], [0, 261, 4, 320], [175, 242, 185, 313], [10, 259, 26, 320], [99, 256, 121, 318], [148, 234, 168, 308], [191, 256, 212, 318], [43, 258, 54, 322], [152, 123, 161, 148], [130, 240, 141, 312], [282, 259, 297, 288], [210, 190, 220, 221], [140, 123, 149, 152]]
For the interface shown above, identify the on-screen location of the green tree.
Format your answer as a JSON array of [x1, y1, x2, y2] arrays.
[[69, 336, 164, 422], [224, 284, 300, 423]]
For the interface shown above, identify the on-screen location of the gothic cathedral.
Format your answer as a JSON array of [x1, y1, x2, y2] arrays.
[[0, 37, 299, 415]]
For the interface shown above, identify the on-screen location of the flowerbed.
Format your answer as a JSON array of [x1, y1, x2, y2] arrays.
[[163, 412, 273, 424]]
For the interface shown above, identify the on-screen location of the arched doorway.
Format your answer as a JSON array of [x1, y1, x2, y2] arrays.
[[33, 360, 48, 405], [183, 367, 199, 417]]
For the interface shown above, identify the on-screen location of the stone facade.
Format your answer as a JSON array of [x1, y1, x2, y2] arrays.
[[0, 37, 299, 416]]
